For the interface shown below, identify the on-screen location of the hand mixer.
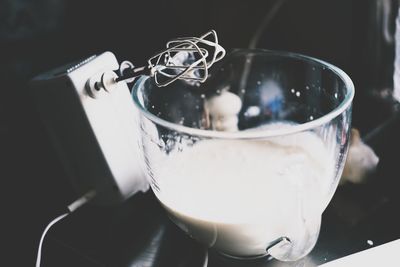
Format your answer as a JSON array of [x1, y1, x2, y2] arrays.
[[31, 30, 225, 205]]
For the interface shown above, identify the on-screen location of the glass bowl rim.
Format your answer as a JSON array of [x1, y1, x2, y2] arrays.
[[131, 49, 354, 139]]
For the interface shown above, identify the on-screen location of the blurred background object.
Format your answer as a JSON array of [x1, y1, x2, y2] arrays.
[[2, 0, 400, 266]]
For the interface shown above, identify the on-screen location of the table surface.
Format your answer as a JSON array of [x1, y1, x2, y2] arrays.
[[42, 115, 400, 267]]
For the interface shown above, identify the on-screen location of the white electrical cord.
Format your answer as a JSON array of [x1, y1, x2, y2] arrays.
[[35, 213, 68, 267], [201, 249, 209, 267], [35, 190, 97, 267]]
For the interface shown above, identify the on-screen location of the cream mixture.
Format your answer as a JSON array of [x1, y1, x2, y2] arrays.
[[152, 126, 335, 258]]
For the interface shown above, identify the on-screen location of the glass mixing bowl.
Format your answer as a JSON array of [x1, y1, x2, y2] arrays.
[[131, 49, 354, 261]]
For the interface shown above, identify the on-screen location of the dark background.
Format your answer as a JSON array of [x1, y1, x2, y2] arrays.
[[1, 0, 399, 266]]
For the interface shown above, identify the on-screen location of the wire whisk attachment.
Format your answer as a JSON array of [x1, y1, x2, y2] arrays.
[[116, 30, 226, 87]]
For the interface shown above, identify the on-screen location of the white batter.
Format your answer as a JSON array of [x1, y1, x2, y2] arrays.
[[152, 125, 335, 258], [204, 90, 242, 131]]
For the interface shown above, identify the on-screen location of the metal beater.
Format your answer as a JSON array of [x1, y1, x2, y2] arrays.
[[91, 30, 225, 94]]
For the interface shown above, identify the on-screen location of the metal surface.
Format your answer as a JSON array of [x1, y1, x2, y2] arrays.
[[114, 30, 225, 87]]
